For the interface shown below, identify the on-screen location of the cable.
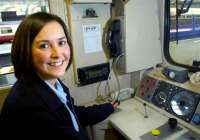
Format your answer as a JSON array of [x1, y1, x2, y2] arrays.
[[95, 81, 105, 103], [96, 81, 102, 97], [95, 53, 125, 102], [95, 60, 113, 103], [105, 79, 112, 101], [112, 53, 125, 98], [114, 53, 125, 74]]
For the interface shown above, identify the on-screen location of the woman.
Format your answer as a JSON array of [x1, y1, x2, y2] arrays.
[[0, 12, 118, 139]]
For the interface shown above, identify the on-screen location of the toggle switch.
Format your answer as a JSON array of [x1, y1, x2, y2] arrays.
[[143, 103, 148, 118]]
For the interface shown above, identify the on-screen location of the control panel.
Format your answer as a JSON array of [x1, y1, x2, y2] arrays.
[[139, 119, 200, 140], [137, 72, 200, 132]]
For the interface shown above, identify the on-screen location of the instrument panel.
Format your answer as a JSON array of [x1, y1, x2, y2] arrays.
[[137, 73, 200, 129]]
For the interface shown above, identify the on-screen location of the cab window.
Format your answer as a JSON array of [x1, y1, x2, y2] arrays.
[[164, 0, 200, 71]]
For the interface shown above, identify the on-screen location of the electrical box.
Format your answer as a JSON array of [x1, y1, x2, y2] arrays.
[[116, 0, 162, 73], [67, 3, 111, 85]]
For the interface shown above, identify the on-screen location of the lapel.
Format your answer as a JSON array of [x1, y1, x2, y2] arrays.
[[21, 75, 64, 112], [20, 75, 82, 130], [58, 79, 74, 110]]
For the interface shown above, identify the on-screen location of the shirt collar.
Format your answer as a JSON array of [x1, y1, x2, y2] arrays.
[[45, 80, 68, 104]]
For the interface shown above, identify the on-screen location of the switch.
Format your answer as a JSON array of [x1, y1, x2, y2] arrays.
[[143, 103, 148, 118], [169, 71, 175, 79], [151, 129, 160, 140], [151, 129, 160, 136], [84, 8, 97, 17]]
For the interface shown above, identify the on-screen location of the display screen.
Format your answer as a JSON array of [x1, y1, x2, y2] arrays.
[[1, 27, 12, 34]]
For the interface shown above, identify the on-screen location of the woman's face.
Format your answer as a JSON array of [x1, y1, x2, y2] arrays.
[[32, 21, 70, 84]]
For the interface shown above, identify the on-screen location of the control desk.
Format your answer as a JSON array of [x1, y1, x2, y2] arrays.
[[109, 69, 200, 140]]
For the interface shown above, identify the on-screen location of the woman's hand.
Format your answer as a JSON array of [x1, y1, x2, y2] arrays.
[[111, 100, 120, 110]]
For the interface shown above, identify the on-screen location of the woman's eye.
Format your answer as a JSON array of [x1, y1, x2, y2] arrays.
[[39, 44, 49, 49], [59, 40, 67, 46]]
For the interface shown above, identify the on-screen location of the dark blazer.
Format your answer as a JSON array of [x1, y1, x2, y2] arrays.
[[0, 75, 114, 139]]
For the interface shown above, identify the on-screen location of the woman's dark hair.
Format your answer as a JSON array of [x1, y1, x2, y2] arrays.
[[11, 12, 73, 79]]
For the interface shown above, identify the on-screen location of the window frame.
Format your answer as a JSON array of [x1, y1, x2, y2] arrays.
[[164, 0, 200, 72]]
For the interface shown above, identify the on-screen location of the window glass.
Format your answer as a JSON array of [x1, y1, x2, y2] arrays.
[[0, 0, 49, 22], [166, 0, 200, 70]]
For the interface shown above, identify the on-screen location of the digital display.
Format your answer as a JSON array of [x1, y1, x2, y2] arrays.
[[87, 67, 108, 78], [77, 63, 110, 85], [1, 27, 12, 34]]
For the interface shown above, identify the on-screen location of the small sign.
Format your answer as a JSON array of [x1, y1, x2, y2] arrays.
[[82, 24, 102, 53]]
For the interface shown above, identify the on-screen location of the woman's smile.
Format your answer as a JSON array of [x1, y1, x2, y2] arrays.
[[47, 60, 65, 67]]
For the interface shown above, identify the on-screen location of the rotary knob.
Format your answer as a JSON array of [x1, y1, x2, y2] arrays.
[[168, 118, 177, 129], [169, 71, 175, 79]]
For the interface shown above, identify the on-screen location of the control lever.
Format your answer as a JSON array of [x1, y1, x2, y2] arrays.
[[143, 103, 148, 118]]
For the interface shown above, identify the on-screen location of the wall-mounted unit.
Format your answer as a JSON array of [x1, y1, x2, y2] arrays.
[[116, 0, 162, 73], [67, 3, 111, 85]]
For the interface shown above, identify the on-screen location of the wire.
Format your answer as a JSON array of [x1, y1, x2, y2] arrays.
[[95, 60, 112, 102], [96, 81, 102, 97], [95, 53, 125, 102], [95, 81, 107, 103], [114, 53, 125, 74], [113, 53, 125, 96], [105, 79, 112, 101], [113, 59, 121, 99]]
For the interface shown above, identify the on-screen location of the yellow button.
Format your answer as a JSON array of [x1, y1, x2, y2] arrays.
[[151, 129, 160, 136]]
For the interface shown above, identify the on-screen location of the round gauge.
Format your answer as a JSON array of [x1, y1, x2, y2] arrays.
[[170, 91, 195, 116], [154, 91, 168, 106]]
